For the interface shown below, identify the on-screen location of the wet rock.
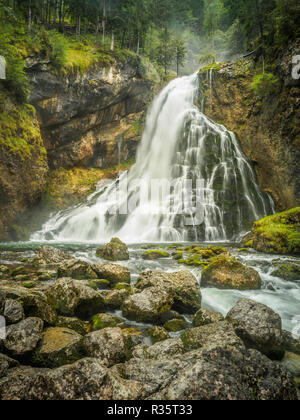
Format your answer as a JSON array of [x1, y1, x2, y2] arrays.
[[92, 262, 131, 286], [193, 308, 224, 327], [226, 298, 284, 359], [2, 317, 44, 356], [55, 316, 87, 336], [281, 352, 300, 377], [83, 327, 128, 367], [271, 263, 300, 281], [2, 299, 24, 324], [47, 278, 106, 319], [105, 289, 130, 310], [201, 255, 262, 290], [58, 259, 97, 280], [282, 330, 300, 355], [147, 326, 170, 344], [101, 238, 129, 261], [164, 318, 187, 332], [32, 327, 84, 368], [180, 321, 243, 352], [35, 246, 72, 265], [0, 353, 19, 378], [91, 313, 125, 331], [142, 250, 170, 260]]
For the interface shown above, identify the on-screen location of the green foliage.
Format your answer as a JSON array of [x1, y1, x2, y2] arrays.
[[250, 73, 280, 98], [199, 51, 216, 67]]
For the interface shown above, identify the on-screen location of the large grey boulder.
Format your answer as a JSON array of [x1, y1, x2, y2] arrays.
[[1, 317, 44, 356], [226, 298, 284, 359], [2, 299, 24, 324], [92, 262, 131, 286], [83, 327, 128, 367]]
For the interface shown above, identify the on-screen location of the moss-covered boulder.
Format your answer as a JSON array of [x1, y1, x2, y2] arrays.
[[193, 308, 224, 327], [249, 208, 300, 255], [114, 282, 131, 292], [176, 245, 227, 267], [142, 250, 169, 260], [105, 289, 130, 310], [58, 259, 97, 280], [100, 238, 129, 261], [271, 263, 300, 281], [92, 262, 131, 286], [55, 316, 87, 336], [32, 327, 84, 368], [164, 318, 187, 332], [201, 255, 262, 290], [91, 313, 125, 331], [147, 326, 170, 344]]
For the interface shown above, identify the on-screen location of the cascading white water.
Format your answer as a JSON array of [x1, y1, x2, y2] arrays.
[[32, 72, 274, 243]]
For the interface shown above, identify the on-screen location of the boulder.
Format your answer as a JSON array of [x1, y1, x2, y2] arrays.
[[201, 255, 262, 290], [100, 238, 129, 261], [226, 298, 284, 359], [2, 299, 24, 324], [92, 262, 131, 286], [2, 317, 44, 356], [180, 321, 243, 352], [282, 330, 300, 355], [122, 287, 174, 323], [142, 250, 169, 260], [0, 285, 56, 325], [55, 316, 87, 336], [83, 327, 128, 367], [193, 308, 224, 327], [105, 289, 130, 310], [132, 339, 185, 360], [91, 313, 125, 331], [164, 319, 187, 332], [32, 327, 84, 368], [58, 259, 97, 280], [147, 326, 170, 344], [35, 246, 72, 265], [47, 278, 106, 318], [271, 263, 300, 281], [0, 353, 19, 379]]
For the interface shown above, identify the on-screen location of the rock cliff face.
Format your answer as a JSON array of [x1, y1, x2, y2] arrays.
[[27, 58, 157, 169], [199, 39, 300, 210]]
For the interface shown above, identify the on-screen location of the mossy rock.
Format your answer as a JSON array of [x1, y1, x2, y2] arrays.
[[91, 313, 125, 331], [251, 208, 300, 255], [164, 318, 188, 332], [147, 326, 170, 344], [32, 327, 84, 368], [101, 238, 129, 261], [87, 279, 111, 290], [55, 316, 87, 335], [201, 255, 262, 290], [114, 282, 131, 292], [193, 308, 224, 327], [142, 250, 170, 260], [271, 263, 300, 281]]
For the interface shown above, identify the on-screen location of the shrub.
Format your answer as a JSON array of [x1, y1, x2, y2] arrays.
[[250, 72, 280, 98]]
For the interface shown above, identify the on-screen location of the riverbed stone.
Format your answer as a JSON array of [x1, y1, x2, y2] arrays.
[[32, 327, 84, 368], [201, 255, 262, 290], [164, 318, 187, 332], [180, 321, 243, 352], [92, 262, 131, 286], [101, 238, 129, 261], [226, 298, 284, 359], [35, 246, 72, 265], [58, 259, 97, 280], [2, 317, 44, 356], [133, 339, 185, 360], [2, 299, 24, 324], [271, 263, 300, 281], [142, 250, 170, 260], [0, 353, 19, 378], [83, 327, 128, 367], [148, 326, 170, 344], [193, 308, 224, 327], [55, 316, 86, 336], [105, 289, 130, 309], [91, 313, 125, 331]]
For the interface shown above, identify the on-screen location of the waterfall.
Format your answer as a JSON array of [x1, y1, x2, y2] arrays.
[[32, 72, 274, 243]]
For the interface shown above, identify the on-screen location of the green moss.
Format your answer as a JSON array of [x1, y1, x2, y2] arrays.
[[164, 319, 187, 332], [22, 282, 36, 289], [114, 282, 131, 292], [252, 208, 300, 255], [91, 313, 124, 331], [147, 326, 170, 344], [142, 250, 170, 260]]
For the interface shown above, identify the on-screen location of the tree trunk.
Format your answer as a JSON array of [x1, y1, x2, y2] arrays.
[[102, 0, 106, 44], [28, 0, 32, 30], [137, 31, 140, 55], [110, 32, 115, 51]]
